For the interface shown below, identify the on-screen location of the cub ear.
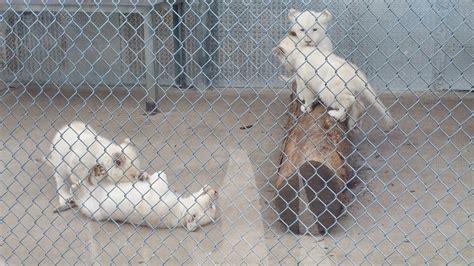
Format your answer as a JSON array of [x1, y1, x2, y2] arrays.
[[121, 138, 135, 148], [112, 152, 126, 167], [272, 46, 285, 57], [319, 9, 333, 25], [288, 8, 300, 21]]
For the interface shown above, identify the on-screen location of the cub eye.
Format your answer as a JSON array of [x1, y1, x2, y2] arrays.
[[313, 28, 318, 31], [300, 28, 304, 32], [192, 214, 197, 218]]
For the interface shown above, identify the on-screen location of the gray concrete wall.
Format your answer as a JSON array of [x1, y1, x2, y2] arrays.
[[0, 0, 472, 91]]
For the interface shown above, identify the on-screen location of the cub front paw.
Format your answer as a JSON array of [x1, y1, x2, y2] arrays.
[[86, 164, 106, 185], [300, 105, 312, 113], [328, 110, 346, 121], [70, 182, 80, 191]]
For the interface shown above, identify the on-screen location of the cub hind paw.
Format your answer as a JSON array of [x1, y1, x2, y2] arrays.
[[138, 171, 150, 181], [53, 199, 76, 213], [92, 164, 107, 178]]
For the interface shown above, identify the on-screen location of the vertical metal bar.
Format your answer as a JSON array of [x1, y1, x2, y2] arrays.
[[143, 7, 158, 114], [431, 0, 450, 90], [197, 1, 219, 89], [173, 1, 186, 89]]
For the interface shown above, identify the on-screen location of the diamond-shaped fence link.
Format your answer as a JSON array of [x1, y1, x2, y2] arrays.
[[0, 0, 472, 264]]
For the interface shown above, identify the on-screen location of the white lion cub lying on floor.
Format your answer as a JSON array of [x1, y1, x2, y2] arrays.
[[71, 167, 219, 231], [37, 121, 144, 212]]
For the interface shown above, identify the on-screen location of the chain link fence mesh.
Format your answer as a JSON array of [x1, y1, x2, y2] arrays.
[[1, 0, 472, 264]]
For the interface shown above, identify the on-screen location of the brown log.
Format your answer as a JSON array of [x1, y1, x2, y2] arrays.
[[275, 81, 355, 235]]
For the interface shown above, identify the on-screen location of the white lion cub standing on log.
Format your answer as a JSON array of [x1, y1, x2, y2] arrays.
[[274, 9, 396, 131], [278, 9, 334, 113], [278, 8, 336, 118], [71, 168, 219, 231], [37, 121, 144, 212]]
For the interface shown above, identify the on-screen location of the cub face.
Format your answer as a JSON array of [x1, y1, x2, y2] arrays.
[[104, 138, 142, 182], [288, 9, 332, 47]]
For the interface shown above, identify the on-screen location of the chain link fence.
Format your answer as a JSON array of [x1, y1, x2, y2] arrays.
[[1, 0, 472, 264]]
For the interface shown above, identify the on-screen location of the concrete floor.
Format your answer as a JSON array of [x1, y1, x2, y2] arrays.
[[1, 86, 472, 264]]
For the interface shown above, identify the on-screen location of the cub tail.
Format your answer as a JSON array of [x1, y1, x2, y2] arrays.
[[362, 85, 396, 131], [33, 156, 52, 167]]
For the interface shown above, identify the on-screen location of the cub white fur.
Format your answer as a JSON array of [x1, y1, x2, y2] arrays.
[[71, 171, 218, 231], [288, 8, 333, 54], [273, 34, 396, 131], [42, 121, 142, 211]]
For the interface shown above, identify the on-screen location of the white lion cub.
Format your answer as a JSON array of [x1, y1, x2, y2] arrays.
[[273, 34, 396, 131], [38, 121, 143, 212], [71, 169, 219, 231]]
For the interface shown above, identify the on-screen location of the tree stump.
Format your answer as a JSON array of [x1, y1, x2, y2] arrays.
[[275, 81, 355, 235]]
